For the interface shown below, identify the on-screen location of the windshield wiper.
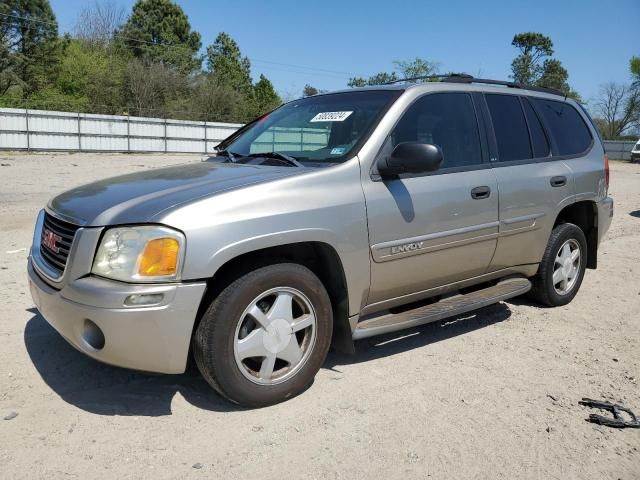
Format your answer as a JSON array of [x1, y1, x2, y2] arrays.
[[246, 152, 304, 167], [216, 149, 239, 163]]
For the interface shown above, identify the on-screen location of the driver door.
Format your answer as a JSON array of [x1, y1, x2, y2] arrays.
[[362, 92, 499, 308]]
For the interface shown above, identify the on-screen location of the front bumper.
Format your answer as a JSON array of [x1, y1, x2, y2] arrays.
[[28, 258, 206, 374]]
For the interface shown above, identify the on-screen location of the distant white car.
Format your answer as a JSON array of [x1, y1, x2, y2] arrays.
[[632, 140, 640, 163]]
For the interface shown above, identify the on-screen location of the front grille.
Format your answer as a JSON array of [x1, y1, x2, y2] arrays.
[[39, 212, 80, 273]]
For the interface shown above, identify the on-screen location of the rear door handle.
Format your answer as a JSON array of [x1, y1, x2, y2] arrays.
[[470, 186, 491, 199], [550, 176, 567, 187]]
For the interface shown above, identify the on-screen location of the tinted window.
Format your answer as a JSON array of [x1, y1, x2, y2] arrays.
[[486, 94, 532, 162], [392, 93, 482, 168], [533, 99, 592, 155], [522, 98, 550, 158]]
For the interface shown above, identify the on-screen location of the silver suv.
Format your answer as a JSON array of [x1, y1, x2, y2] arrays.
[[28, 76, 614, 407]]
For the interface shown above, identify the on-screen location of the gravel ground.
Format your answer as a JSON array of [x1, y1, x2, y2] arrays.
[[0, 153, 638, 480]]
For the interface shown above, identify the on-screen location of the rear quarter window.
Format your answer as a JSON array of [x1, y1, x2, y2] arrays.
[[532, 99, 592, 156]]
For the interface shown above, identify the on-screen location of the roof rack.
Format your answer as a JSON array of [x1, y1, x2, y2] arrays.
[[386, 73, 565, 97]]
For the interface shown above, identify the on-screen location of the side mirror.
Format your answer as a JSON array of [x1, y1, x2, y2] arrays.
[[377, 142, 443, 178]]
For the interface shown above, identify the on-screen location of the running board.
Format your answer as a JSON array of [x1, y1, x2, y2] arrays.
[[353, 277, 531, 340]]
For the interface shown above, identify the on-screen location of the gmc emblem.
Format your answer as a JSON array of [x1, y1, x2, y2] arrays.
[[42, 229, 62, 253]]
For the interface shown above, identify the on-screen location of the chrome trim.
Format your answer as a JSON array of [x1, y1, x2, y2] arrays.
[[30, 209, 85, 288], [371, 221, 500, 262]]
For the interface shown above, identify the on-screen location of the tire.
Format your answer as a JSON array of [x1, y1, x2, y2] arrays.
[[529, 222, 588, 307], [193, 263, 333, 408]]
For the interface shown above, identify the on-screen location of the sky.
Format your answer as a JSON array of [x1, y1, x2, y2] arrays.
[[50, 0, 639, 102]]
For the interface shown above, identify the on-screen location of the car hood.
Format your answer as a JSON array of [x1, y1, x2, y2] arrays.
[[49, 161, 306, 226]]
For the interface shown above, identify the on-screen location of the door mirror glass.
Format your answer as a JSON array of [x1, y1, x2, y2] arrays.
[[378, 142, 443, 177]]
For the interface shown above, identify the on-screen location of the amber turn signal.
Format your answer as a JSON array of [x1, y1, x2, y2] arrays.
[[137, 237, 179, 277]]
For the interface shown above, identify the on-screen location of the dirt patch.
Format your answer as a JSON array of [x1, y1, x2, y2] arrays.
[[1, 154, 638, 479]]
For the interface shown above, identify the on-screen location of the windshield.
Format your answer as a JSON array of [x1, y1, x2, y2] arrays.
[[222, 90, 401, 164]]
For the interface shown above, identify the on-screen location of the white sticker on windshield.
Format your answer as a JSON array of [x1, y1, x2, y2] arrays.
[[310, 111, 353, 122]]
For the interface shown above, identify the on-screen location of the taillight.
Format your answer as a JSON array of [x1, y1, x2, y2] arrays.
[[604, 153, 610, 192]]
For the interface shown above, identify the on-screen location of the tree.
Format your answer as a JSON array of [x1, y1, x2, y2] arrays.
[[183, 74, 245, 122], [205, 32, 252, 94], [54, 39, 128, 113], [74, 0, 125, 48], [393, 58, 438, 82], [631, 56, 640, 88], [117, 0, 201, 74], [347, 57, 437, 87], [591, 82, 640, 139], [252, 74, 281, 115], [510, 32, 577, 97], [303, 84, 318, 97], [0, 0, 61, 97], [348, 71, 398, 87], [123, 58, 187, 116]]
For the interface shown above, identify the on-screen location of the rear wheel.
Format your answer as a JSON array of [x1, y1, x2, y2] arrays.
[[530, 223, 587, 307], [193, 263, 332, 407]]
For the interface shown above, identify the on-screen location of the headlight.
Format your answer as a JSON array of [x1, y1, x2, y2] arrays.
[[92, 226, 185, 282]]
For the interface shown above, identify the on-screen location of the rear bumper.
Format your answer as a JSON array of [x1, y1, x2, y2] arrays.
[[28, 258, 206, 374], [596, 196, 613, 245]]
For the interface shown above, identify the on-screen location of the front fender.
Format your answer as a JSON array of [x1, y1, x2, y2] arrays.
[[159, 161, 371, 317]]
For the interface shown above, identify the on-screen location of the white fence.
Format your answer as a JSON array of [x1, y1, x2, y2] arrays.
[[603, 140, 638, 161], [4, 106, 633, 159], [0, 107, 242, 154]]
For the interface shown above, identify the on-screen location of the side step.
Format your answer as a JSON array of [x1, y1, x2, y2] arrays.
[[353, 277, 531, 340]]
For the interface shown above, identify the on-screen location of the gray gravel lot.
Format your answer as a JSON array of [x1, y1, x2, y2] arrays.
[[0, 153, 638, 479]]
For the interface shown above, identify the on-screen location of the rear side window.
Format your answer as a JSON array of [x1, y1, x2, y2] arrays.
[[522, 98, 550, 158], [532, 99, 592, 155], [486, 94, 532, 162], [391, 92, 482, 169]]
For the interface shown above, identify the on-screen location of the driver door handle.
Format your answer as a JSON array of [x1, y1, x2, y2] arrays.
[[471, 186, 491, 200]]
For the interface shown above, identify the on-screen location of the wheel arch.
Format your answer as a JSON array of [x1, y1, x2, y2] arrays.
[[553, 200, 598, 269], [192, 241, 355, 355]]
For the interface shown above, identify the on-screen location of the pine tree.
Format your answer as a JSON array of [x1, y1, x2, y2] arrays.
[[117, 0, 201, 74]]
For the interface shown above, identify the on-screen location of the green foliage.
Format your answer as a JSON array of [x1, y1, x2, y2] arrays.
[[510, 32, 577, 97], [54, 39, 128, 113], [253, 74, 280, 115], [0, 0, 283, 123], [393, 58, 438, 81], [0, 0, 62, 97], [631, 56, 640, 88], [206, 32, 252, 94], [117, 0, 201, 74], [348, 71, 398, 87], [303, 84, 319, 97], [348, 57, 438, 87]]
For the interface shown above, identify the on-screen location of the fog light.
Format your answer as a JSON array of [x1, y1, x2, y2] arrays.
[[82, 319, 105, 350], [124, 293, 164, 306]]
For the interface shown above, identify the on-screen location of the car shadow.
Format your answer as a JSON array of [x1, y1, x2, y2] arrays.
[[630, 209, 640, 218], [25, 302, 512, 415], [325, 302, 512, 368], [23, 309, 241, 416]]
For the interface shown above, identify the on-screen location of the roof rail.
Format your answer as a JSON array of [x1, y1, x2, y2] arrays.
[[386, 73, 566, 97]]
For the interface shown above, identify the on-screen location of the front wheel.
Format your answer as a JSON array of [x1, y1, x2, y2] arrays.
[[529, 223, 588, 307], [193, 263, 333, 407]]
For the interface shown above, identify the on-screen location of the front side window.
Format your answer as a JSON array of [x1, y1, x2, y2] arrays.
[[486, 94, 532, 162], [533, 98, 592, 156], [223, 90, 401, 164], [391, 93, 482, 169]]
